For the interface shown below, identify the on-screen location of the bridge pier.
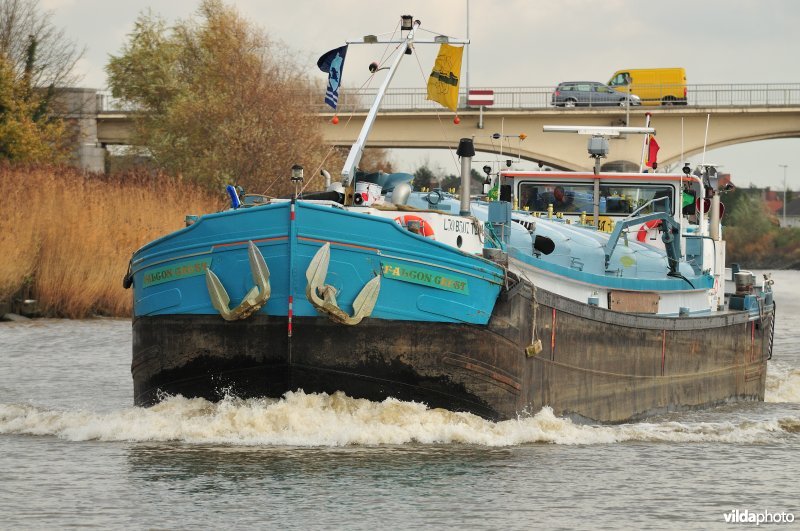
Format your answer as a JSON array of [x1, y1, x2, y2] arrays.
[[57, 88, 107, 173]]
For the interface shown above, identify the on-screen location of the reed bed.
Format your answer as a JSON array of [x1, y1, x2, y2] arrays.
[[0, 165, 223, 318]]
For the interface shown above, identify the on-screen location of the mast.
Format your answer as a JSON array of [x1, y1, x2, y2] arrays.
[[340, 20, 421, 184], [339, 17, 468, 185], [465, 0, 470, 102]]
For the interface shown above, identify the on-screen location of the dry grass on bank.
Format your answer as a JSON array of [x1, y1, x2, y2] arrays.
[[0, 165, 223, 318]]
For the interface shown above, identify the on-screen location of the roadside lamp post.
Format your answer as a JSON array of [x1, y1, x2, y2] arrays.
[[780, 164, 788, 227]]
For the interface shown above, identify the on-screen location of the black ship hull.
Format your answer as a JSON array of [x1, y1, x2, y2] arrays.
[[132, 281, 773, 423]]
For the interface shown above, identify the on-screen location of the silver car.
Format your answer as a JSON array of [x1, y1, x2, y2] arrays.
[[552, 81, 641, 107]]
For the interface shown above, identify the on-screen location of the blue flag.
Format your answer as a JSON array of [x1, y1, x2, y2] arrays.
[[317, 45, 348, 109]]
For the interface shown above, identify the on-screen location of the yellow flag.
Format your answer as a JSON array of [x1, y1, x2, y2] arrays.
[[426, 44, 463, 111]]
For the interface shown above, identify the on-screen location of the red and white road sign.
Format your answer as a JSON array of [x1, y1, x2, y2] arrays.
[[467, 89, 494, 106]]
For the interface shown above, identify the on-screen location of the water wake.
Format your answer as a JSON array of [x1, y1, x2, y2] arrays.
[[1, 390, 797, 447], [766, 361, 800, 403]]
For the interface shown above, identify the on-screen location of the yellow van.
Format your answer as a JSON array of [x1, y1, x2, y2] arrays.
[[607, 68, 687, 106]]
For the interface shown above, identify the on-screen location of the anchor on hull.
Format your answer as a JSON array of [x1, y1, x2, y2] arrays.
[[305, 242, 380, 325], [206, 240, 271, 320]]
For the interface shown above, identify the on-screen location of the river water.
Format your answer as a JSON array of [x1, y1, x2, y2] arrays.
[[1, 271, 798, 529]]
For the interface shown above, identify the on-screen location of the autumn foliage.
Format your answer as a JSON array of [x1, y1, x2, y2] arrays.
[[0, 44, 70, 162], [723, 191, 800, 268], [106, 0, 347, 195]]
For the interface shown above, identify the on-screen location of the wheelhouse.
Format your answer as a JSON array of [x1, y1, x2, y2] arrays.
[[501, 170, 706, 233]]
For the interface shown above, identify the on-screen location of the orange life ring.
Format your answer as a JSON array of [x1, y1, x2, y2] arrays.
[[394, 214, 435, 238], [636, 219, 661, 242]]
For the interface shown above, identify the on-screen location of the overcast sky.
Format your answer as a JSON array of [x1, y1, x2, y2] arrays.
[[44, 0, 800, 188]]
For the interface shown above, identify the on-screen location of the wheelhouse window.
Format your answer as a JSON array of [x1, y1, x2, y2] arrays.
[[518, 182, 675, 215]]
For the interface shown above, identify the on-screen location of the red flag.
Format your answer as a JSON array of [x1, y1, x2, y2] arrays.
[[646, 135, 660, 168]]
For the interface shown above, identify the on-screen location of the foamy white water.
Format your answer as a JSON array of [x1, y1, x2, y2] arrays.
[[1, 269, 799, 529], [2, 389, 799, 447], [765, 361, 800, 403]]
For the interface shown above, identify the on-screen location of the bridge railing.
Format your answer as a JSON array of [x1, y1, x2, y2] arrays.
[[96, 91, 141, 112], [690, 83, 800, 106], [99, 83, 800, 113], [304, 83, 800, 112]]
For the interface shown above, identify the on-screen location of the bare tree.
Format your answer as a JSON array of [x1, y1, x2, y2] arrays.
[[0, 0, 84, 89]]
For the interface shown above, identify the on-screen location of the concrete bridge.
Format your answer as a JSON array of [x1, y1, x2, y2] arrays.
[[316, 106, 800, 172], [73, 84, 800, 172]]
